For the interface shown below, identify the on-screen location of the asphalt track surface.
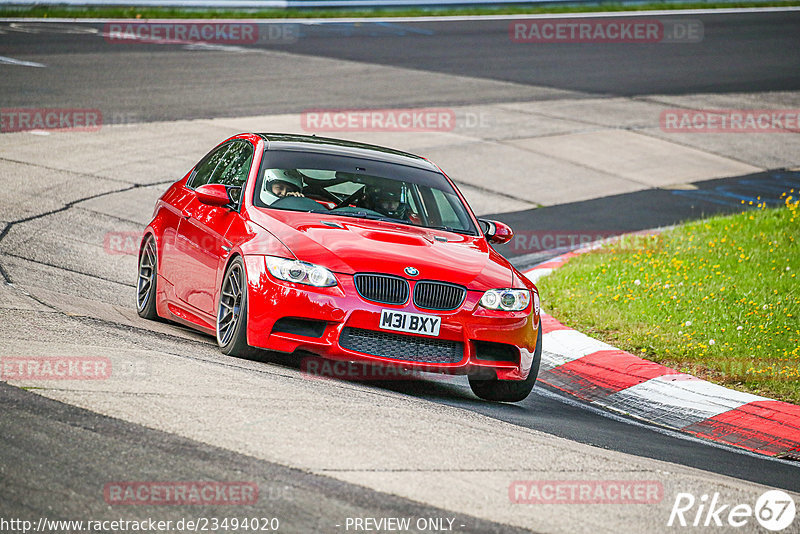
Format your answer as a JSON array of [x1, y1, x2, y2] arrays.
[[0, 382, 529, 533], [492, 169, 800, 261], [1, 11, 800, 531], [1, 11, 799, 118]]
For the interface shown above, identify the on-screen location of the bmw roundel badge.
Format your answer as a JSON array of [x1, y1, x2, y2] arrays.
[[404, 266, 419, 277]]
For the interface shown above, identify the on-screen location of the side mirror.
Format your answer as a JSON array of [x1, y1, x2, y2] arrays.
[[479, 219, 514, 245], [195, 184, 232, 207]]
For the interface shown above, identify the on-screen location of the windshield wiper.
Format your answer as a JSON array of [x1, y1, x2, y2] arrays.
[[429, 225, 474, 236], [327, 213, 475, 234], [328, 211, 401, 223]]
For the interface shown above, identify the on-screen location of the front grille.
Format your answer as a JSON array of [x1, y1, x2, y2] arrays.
[[413, 281, 467, 311], [354, 274, 409, 305], [340, 327, 463, 364]]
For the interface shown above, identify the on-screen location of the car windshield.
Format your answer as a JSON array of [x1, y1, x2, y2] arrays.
[[253, 150, 477, 235]]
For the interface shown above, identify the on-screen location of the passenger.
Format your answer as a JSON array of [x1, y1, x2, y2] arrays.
[[366, 183, 406, 219]]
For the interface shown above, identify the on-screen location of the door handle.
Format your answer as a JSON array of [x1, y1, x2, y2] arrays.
[[181, 210, 191, 220], [221, 245, 231, 252]]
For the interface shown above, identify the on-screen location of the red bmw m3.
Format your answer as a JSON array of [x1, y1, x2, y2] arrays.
[[137, 133, 541, 402]]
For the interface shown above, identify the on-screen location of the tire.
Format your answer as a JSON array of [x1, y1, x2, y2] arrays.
[[216, 256, 257, 358], [469, 326, 542, 402], [136, 235, 160, 320]]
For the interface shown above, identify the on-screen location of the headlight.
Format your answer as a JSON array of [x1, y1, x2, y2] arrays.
[[480, 289, 530, 311], [265, 257, 337, 287]]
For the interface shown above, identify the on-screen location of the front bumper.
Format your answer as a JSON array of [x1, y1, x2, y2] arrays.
[[243, 256, 539, 380]]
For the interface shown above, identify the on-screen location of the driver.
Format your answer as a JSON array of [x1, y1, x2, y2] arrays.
[[264, 169, 304, 200]]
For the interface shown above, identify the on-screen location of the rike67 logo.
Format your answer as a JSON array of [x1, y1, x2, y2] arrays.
[[668, 490, 796, 531]]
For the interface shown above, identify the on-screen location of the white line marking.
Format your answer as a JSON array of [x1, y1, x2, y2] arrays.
[[8, 22, 99, 34], [540, 350, 580, 372], [601, 374, 770, 428], [541, 329, 614, 370], [533, 387, 800, 466], [181, 42, 255, 53], [0, 56, 46, 68], [0, 7, 798, 24]]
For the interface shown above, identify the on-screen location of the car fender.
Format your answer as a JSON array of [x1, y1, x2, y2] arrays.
[[219, 221, 293, 337]]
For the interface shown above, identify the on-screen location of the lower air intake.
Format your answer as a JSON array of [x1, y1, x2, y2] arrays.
[[340, 327, 463, 364]]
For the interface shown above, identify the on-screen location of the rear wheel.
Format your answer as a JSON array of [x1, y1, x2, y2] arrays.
[[469, 326, 542, 402], [136, 235, 159, 320], [216, 257, 257, 358]]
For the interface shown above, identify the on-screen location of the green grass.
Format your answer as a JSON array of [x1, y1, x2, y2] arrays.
[[2, 0, 799, 19], [537, 192, 800, 404]]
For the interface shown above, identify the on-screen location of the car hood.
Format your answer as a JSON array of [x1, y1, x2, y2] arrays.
[[249, 209, 514, 290]]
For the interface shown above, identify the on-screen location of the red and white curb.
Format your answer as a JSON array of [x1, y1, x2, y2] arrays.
[[523, 249, 800, 459]]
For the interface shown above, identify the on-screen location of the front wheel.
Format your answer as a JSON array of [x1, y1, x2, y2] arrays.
[[136, 235, 159, 320], [216, 257, 257, 358], [469, 326, 542, 402]]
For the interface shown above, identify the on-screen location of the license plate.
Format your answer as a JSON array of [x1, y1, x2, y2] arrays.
[[379, 310, 441, 337]]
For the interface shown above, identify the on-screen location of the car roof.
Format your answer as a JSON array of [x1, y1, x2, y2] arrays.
[[255, 133, 439, 172]]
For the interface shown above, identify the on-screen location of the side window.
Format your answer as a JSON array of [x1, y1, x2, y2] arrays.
[[405, 185, 420, 215], [188, 144, 230, 189], [430, 188, 461, 228], [214, 141, 254, 187]]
